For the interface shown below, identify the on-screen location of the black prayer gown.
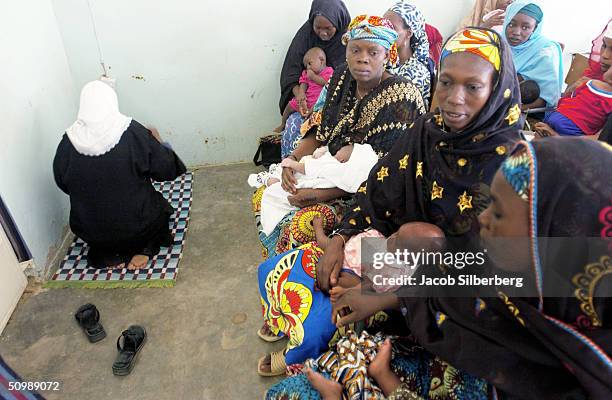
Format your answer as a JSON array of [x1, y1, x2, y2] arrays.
[[53, 120, 186, 268]]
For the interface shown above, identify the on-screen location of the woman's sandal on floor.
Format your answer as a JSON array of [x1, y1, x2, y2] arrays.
[[257, 350, 286, 377], [112, 325, 147, 376], [74, 304, 106, 343], [257, 324, 285, 343]]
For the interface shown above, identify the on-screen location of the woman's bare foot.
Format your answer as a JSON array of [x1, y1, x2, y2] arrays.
[[304, 368, 342, 400], [313, 215, 330, 249], [257, 322, 285, 342], [128, 254, 149, 270], [368, 338, 402, 396], [273, 124, 285, 133], [368, 338, 393, 378]]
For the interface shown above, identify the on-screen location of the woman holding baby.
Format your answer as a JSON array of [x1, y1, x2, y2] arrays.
[[259, 25, 530, 398], [255, 14, 426, 377]]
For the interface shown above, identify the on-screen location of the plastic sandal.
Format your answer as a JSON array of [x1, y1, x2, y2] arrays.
[[74, 304, 106, 343], [256, 323, 285, 343], [257, 350, 286, 377], [112, 325, 147, 376]]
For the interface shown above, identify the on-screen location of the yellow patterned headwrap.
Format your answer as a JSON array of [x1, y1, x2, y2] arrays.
[[440, 28, 501, 71]]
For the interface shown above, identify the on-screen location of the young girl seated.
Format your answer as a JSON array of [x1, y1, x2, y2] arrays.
[[258, 143, 378, 235], [274, 47, 334, 132], [535, 59, 612, 137]]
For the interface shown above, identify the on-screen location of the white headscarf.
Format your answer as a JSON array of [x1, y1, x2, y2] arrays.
[[66, 80, 132, 156]]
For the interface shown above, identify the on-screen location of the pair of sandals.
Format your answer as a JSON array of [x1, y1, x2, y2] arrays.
[[74, 304, 146, 376], [257, 323, 287, 377]]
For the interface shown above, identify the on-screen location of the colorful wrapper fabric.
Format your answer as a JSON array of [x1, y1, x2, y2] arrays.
[[342, 15, 399, 68], [440, 28, 501, 71]]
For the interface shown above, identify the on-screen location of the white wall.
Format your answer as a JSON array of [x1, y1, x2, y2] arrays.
[[0, 0, 77, 275], [50, 0, 472, 167]]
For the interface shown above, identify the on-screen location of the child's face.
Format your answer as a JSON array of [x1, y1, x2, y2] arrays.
[[305, 51, 327, 74], [478, 170, 530, 272], [600, 37, 611, 74], [603, 60, 612, 85], [505, 13, 537, 47]]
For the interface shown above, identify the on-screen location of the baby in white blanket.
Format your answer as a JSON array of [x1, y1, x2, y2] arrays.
[[258, 143, 378, 235]]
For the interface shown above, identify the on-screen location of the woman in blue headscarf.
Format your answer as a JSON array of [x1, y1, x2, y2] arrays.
[[503, 1, 563, 109]]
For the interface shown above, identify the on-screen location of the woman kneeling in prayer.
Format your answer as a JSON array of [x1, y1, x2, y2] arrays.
[[53, 80, 186, 270]]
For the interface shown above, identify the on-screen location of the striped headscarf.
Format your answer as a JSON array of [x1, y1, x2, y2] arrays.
[[501, 146, 531, 201], [440, 28, 501, 71], [389, 1, 430, 65], [342, 15, 399, 68]]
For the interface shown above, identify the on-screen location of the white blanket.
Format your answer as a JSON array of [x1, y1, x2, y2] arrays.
[[260, 144, 378, 235]]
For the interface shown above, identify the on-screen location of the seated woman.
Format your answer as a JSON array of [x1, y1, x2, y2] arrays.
[[384, 1, 432, 106], [503, 1, 563, 110], [564, 19, 611, 96], [254, 15, 426, 260], [280, 1, 432, 158], [279, 0, 351, 157], [322, 138, 612, 400], [258, 27, 522, 383], [53, 80, 186, 270], [256, 15, 427, 377], [459, 0, 514, 32]]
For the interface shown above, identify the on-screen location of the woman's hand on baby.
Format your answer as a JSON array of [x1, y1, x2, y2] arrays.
[[316, 235, 345, 293], [332, 288, 398, 327], [287, 189, 319, 208], [280, 158, 296, 170], [298, 101, 309, 117], [281, 166, 298, 194]]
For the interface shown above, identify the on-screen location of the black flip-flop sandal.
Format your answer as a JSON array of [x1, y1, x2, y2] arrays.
[[112, 325, 147, 376], [74, 304, 106, 343]]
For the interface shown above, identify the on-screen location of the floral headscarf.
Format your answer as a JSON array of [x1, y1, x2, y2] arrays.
[[389, 1, 430, 65]]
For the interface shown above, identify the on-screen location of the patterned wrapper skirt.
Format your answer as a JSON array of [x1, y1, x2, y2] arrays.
[[258, 243, 388, 369], [265, 332, 490, 400]]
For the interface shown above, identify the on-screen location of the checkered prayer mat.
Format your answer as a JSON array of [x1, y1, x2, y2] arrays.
[[44, 172, 193, 289]]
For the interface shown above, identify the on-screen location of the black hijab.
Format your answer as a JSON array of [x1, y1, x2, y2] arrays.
[[402, 138, 612, 399], [337, 28, 523, 240], [278, 0, 350, 113]]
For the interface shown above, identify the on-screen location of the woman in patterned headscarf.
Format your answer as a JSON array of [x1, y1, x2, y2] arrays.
[[296, 140, 612, 400], [262, 27, 523, 399], [255, 15, 426, 379], [253, 15, 426, 264], [384, 1, 432, 106], [317, 27, 522, 293]]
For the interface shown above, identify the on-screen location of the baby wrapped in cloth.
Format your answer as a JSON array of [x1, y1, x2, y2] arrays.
[[260, 143, 378, 235]]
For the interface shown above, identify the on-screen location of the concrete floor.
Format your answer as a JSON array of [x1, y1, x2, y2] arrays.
[[0, 164, 285, 399]]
